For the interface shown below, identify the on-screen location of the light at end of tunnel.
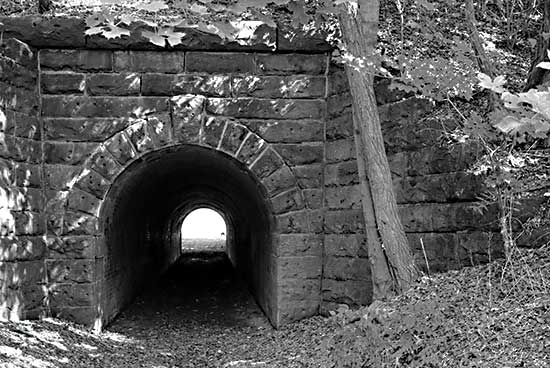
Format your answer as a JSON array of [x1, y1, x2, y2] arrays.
[[181, 208, 227, 240]]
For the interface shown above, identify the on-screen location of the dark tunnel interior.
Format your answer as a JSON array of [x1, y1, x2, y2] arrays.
[[98, 145, 276, 327]]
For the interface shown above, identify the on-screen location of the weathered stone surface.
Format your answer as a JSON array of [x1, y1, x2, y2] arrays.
[[456, 231, 504, 265], [327, 63, 348, 95], [171, 94, 205, 144], [278, 256, 322, 280], [326, 110, 353, 141], [40, 49, 112, 71], [0, 82, 39, 114], [13, 163, 42, 188], [251, 148, 284, 179], [14, 211, 46, 236], [400, 172, 484, 203], [276, 209, 323, 234], [62, 212, 100, 236], [326, 93, 352, 118], [206, 98, 325, 120], [0, 137, 42, 164], [277, 298, 319, 325], [41, 72, 85, 94], [89, 147, 122, 181], [325, 234, 368, 258], [114, 51, 184, 73], [241, 119, 323, 143], [325, 185, 362, 209], [293, 164, 323, 188], [104, 133, 137, 166], [86, 73, 140, 96], [186, 52, 255, 73], [43, 142, 96, 165], [49, 283, 95, 308], [277, 27, 332, 52], [42, 96, 169, 118], [0, 17, 86, 48], [47, 236, 98, 259], [324, 210, 364, 234], [303, 189, 322, 209], [74, 170, 111, 199], [325, 139, 355, 163], [219, 122, 248, 155], [233, 75, 325, 98], [235, 133, 267, 166], [261, 165, 297, 196], [256, 54, 326, 75], [142, 74, 231, 97], [0, 236, 46, 261], [0, 57, 37, 89], [67, 189, 102, 216], [201, 116, 226, 148], [43, 117, 130, 142], [0, 261, 45, 286], [275, 234, 323, 257], [273, 143, 323, 166], [14, 112, 40, 141], [408, 143, 480, 176], [51, 306, 97, 326], [0, 38, 36, 67], [146, 114, 172, 148], [325, 161, 359, 187], [126, 121, 155, 154], [271, 188, 305, 214], [324, 256, 371, 281], [322, 279, 371, 305], [47, 259, 96, 283]]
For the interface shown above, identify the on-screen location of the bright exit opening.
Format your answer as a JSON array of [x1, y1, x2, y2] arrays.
[[181, 208, 227, 253]]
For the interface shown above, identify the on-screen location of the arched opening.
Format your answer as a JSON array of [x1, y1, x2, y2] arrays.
[[180, 208, 227, 253], [98, 145, 276, 327]]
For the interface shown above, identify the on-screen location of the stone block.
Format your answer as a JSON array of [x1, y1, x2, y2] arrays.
[[0, 38, 36, 67], [89, 147, 122, 181], [276, 209, 323, 234], [51, 306, 97, 326], [47, 236, 98, 259], [232, 75, 325, 98], [406, 232, 459, 272], [273, 143, 323, 166], [303, 189, 322, 209], [171, 94, 205, 144], [387, 152, 408, 178], [235, 133, 267, 166], [67, 189, 102, 216], [277, 27, 331, 52], [277, 256, 322, 280], [322, 279, 371, 306], [326, 110, 353, 141], [278, 278, 321, 302], [456, 231, 504, 266], [219, 122, 248, 155], [325, 161, 359, 187], [186, 52, 255, 73], [43, 117, 130, 142], [13, 187, 43, 212], [0, 82, 38, 115], [275, 234, 323, 257], [324, 256, 371, 281], [42, 96, 169, 118], [14, 112, 40, 140], [104, 133, 137, 166], [10, 138, 42, 164], [1, 109, 16, 135], [327, 63, 348, 95], [114, 51, 184, 73], [201, 116, 226, 148], [251, 148, 284, 179], [256, 53, 326, 75], [41, 72, 85, 94], [0, 57, 37, 89], [14, 211, 45, 236], [0, 236, 46, 261], [206, 98, 325, 119], [271, 188, 305, 214], [74, 169, 111, 199], [324, 210, 364, 234], [327, 93, 352, 118], [47, 259, 96, 283], [401, 172, 484, 203], [326, 139, 355, 163], [325, 185, 362, 209], [40, 49, 112, 71], [49, 283, 95, 308], [261, 165, 297, 196], [277, 298, 319, 325], [13, 163, 41, 188], [43, 164, 78, 190], [142, 73, 231, 97], [126, 121, 155, 154], [43, 190, 67, 214], [146, 114, 172, 147], [293, 164, 323, 188], [43, 142, 95, 165], [241, 119, 323, 143], [0, 261, 45, 286], [62, 212, 100, 236], [374, 77, 414, 105], [325, 234, 368, 258], [86, 73, 140, 96]]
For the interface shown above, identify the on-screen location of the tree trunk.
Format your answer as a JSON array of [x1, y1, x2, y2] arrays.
[[338, 0, 418, 299], [525, 0, 550, 91], [465, 0, 496, 77]]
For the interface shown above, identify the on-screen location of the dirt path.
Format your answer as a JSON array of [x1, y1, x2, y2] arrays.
[[0, 253, 331, 368]]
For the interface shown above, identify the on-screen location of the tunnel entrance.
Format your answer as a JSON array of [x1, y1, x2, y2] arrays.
[[99, 145, 275, 327]]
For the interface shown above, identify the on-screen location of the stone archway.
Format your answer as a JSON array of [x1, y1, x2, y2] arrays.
[[48, 94, 320, 328]]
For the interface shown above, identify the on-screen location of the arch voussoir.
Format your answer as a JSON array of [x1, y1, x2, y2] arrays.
[[171, 94, 206, 145]]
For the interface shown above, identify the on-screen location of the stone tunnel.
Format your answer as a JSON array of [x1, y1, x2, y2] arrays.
[[2, 16, 545, 329]]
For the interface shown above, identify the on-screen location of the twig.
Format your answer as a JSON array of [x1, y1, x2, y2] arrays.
[[420, 238, 431, 277]]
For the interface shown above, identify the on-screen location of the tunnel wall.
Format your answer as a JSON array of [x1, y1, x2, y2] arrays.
[[0, 38, 44, 321]]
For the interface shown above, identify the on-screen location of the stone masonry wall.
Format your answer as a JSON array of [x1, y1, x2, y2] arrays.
[[0, 38, 44, 320], [322, 62, 505, 313]]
